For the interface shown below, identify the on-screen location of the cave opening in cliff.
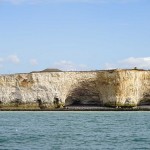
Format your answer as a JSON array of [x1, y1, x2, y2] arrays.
[[139, 99, 150, 106], [65, 80, 102, 107], [138, 93, 150, 106]]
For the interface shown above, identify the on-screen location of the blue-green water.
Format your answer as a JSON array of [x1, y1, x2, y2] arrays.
[[0, 111, 150, 150]]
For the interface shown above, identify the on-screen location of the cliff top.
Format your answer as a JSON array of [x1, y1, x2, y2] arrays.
[[0, 68, 149, 76]]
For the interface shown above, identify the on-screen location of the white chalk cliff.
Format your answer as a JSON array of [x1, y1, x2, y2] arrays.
[[0, 70, 150, 107]]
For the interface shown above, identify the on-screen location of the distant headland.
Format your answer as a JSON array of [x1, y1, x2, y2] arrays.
[[0, 68, 150, 111]]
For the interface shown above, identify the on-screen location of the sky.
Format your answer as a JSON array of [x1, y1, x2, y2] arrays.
[[0, 0, 150, 74]]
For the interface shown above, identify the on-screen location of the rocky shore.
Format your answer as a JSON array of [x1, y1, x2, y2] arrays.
[[1, 106, 150, 111]]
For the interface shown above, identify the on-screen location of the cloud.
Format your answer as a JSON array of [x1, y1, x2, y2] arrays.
[[104, 62, 116, 70], [0, 55, 20, 70], [119, 57, 150, 69], [105, 57, 150, 70], [0, 0, 141, 4], [53, 60, 88, 71], [30, 58, 38, 66], [7, 55, 20, 64]]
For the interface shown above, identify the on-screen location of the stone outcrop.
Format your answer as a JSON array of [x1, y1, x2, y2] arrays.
[[0, 69, 150, 108]]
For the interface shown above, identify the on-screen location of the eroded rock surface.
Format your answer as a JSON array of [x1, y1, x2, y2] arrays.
[[0, 70, 150, 108]]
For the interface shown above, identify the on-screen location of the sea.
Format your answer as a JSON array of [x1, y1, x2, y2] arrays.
[[0, 111, 150, 150]]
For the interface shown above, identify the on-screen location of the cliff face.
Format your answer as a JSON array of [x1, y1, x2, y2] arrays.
[[0, 70, 150, 108], [0, 72, 100, 107], [97, 70, 143, 106]]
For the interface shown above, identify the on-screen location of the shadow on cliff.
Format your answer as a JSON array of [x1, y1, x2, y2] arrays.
[[65, 79, 102, 106], [138, 93, 150, 106]]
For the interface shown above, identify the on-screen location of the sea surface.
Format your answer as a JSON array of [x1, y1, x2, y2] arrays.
[[0, 111, 150, 150]]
